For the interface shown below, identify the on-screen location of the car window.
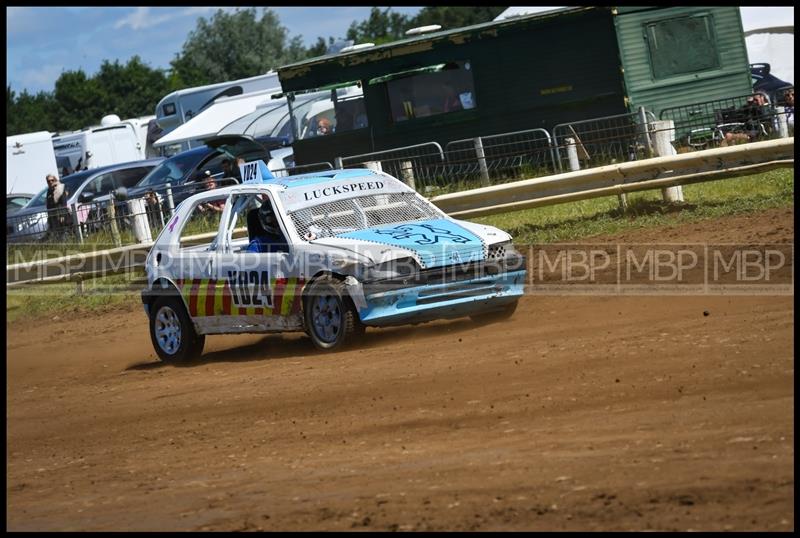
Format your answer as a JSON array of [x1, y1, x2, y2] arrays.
[[138, 151, 205, 187], [81, 173, 115, 196], [178, 194, 228, 250], [113, 167, 153, 189], [9, 197, 30, 209], [190, 152, 228, 182]]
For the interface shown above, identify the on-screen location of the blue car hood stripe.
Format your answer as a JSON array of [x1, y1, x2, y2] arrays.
[[337, 218, 486, 268]]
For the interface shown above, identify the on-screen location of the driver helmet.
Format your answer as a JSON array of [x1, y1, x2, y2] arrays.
[[258, 201, 279, 235]]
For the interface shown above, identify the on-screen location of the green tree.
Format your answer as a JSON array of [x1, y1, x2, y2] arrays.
[[8, 88, 61, 135], [346, 7, 411, 45], [343, 7, 506, 46], [93, 56, 171, 120], [52, 69, 107, 131], [170, 7, 308, 87]]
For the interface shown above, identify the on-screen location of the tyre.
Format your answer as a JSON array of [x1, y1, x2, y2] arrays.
[[304, 276, 364, 351], [149, 295, 205, 363], [470, 300, 519, 324]]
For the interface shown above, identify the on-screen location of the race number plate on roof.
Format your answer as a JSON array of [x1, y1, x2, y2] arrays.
[[240, 160, 275, 183]]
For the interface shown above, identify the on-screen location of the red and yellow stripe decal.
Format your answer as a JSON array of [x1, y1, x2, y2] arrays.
[[176, 277, 306, 317]]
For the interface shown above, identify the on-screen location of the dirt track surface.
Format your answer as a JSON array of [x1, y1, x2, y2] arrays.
[[6, 208, 794, 531]]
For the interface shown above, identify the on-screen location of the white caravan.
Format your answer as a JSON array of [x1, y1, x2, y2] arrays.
[[121, 115, 159, 159], [154, 71, 281, 154], [52, 118, 142, 174], [6, 131, 59, 194]]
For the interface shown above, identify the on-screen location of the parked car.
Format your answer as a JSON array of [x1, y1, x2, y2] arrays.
[[750, 63, 793, 104], [126, 135, 289, 207], [141, 165, 527, 362], [6, 193, 34, 214], [6, 158, 163, 243]]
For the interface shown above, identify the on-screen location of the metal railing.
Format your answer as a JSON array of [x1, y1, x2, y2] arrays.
[[337, 142, 446, 192], [444, 128, 557, 188], [552, 108, 657, 172], [659, 91, 793, 151]]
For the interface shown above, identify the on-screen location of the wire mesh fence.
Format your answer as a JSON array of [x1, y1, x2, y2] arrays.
[[659, 91, 794, 152], [552, 109, 657, 172], [339, 142, 446, 193], [443, 129, 557, 191]]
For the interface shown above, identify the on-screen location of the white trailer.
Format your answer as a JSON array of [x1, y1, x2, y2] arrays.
[[154, 71, 281, 154], [6, 131, 59, 194], [52, 119, 142, 173]]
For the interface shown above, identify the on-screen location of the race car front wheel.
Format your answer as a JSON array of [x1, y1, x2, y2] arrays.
[[149, 296, 205, 363], [304, 276, 363, 351]]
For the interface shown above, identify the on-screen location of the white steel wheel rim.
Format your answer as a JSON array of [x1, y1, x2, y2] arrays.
[[311, 292, 342, 344], [155, 305, 182, 355]]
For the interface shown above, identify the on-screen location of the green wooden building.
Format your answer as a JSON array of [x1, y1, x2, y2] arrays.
[[277, 6, 753, 166]]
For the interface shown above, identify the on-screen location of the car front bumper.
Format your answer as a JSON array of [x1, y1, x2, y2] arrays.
[[354, 259, 526, 326]]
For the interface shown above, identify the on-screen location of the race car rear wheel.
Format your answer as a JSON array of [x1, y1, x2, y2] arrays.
[[149, 296, 205, 363], [470, 300, 519, 324], [304, 276, 363, 351]]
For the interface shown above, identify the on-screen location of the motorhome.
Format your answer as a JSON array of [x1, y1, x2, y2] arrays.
[[6, 131, 59, 194], [52, 116, 142, 174], [121, 115, 159, 159], [154, 71, 281, 154]]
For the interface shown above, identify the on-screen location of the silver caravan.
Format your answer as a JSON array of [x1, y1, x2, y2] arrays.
[[154, 71, 281, 155]]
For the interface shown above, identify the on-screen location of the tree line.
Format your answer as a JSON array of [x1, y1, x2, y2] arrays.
[[7, 7, 505, 136]]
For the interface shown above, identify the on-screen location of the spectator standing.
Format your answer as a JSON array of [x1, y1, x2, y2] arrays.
[[144, 190, 163, 230], [45, 174, 70, 240]]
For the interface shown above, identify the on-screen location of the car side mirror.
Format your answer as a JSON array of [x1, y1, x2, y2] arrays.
[[78, 192, 94, 203], [113, 186, 128, 201]]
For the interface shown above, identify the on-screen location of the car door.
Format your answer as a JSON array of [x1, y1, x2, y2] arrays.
[[211, 190, 303, 333], [77, 172, 115, 224], [171, 193, 229, 332]]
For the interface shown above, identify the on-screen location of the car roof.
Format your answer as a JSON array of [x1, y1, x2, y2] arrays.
[[268, 168, 382, 189], [212, 168, 385, 195]]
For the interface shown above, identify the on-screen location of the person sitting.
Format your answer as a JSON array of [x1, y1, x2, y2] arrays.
[[720, 93, 772, 146], [245, 202, 288, 253], [316, 117, 333, 136], [783, 87, 794, 133]]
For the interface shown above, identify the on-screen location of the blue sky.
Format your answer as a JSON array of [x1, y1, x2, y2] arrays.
[[6, 6, 423, 94]]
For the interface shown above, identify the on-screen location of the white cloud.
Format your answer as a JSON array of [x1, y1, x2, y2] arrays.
[[113, 7, 227, 31], [114, 7, 173, 31]]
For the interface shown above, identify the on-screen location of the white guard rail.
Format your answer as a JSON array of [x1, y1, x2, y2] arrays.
[[430, 138, 794, 218]]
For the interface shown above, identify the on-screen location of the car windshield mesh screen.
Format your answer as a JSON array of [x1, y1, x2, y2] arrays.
[[288, 192, 442, 241]]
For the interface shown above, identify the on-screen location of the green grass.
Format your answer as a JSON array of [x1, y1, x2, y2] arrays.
[[5, 167, 794, 324], [473, 167, 794, 244], [6, 270, 147, 324]]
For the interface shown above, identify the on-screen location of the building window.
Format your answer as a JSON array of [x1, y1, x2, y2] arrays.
[[291, 83, 368, 139], [646, 15, 720, 80], [384, 61, 476, 123]]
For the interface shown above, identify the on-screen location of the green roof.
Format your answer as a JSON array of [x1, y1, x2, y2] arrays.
[[278, 7, 603, 83]]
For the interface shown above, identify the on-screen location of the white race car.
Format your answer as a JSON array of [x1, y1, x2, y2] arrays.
[[142, 162, 526, 362]]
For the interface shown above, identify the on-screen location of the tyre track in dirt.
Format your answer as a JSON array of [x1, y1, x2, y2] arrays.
[[6, 207, 794, 531]]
